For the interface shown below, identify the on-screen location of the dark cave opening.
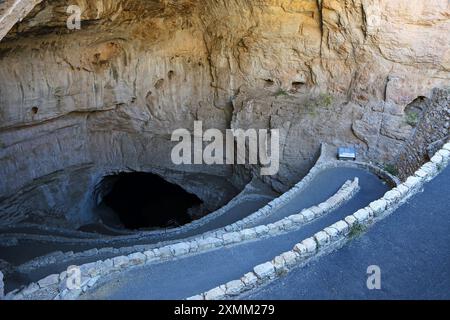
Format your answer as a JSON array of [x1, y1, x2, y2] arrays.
[[102, 172, 203, 230]]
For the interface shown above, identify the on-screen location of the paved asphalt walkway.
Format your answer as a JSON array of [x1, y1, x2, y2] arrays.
[[81, 168, 389, 300], [0, 199, 272, 265], [244, 166, 450, 300]]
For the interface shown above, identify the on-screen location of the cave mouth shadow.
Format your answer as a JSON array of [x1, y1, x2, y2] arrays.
[[102, 172, 203, 230]]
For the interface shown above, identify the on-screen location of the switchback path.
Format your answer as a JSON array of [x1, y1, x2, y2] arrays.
[[244, 166, 450, 300], [81, 168, 388, 300]]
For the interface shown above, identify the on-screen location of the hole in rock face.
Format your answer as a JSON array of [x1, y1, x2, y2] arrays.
[[154, 79, 165, 89], [404, 96, 428, 127], [31, 106, 39, 114], [264, 79, 275, 87], [102, 172, 203, 230], [291, 81, 305, 92], [405, 96, 427, 113]]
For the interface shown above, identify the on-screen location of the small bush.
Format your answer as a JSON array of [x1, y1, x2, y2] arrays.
[[318, 93, 333, 109], [274, 88, 289, 97], [276, 268, 289, 277], [304, 93, 334, 115], [405, 110, 420, 127], [348, 223, 367, 239], [384, 164, 399, 176]]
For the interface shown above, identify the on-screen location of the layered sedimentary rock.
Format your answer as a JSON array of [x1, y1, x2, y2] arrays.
[[0, 0, 448, 227]]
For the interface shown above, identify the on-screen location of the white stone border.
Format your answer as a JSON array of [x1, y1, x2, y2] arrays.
[[7, 143, 398, 277], [2, 143, 403, 300], [4, 177, 360, 300], [193, 144, 399, 237], [187, 141, 450, 300], [0, 144, 330, 249], [5, 193, 274, 273], [9, 145, 332, 273]]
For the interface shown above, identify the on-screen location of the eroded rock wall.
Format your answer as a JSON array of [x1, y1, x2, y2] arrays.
[[0, 0, 239, 226], [0, 0, 448, 227], [395, 88, 450, 179]]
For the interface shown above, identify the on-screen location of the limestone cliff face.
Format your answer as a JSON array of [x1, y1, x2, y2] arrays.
[[0, 0, 448, 226]]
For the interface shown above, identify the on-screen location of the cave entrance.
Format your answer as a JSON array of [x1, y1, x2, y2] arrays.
[[101, 172, 203, 230]]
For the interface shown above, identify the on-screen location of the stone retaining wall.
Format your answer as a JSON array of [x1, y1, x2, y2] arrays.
[[200, 144, 398, 237], [4, 177, 360, 300], [2, 143, 401, 300], [395, 88, 449, 180], [187, 141, 450, 300], [9, 145, 331, 274], [3, 152, 394, 250], [3, 143, 330, 250]]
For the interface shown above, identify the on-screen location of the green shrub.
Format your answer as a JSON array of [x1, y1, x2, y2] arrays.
[[348, 223, 367, 239], [405, 110, 420, 127], [274, 88, 289, 97], [384, 164, 399, 176], [318, 93, 333, 109], [304, 93, 334, 115]]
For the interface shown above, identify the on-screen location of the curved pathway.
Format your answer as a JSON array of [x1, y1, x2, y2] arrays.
[[243, 165, 450, 300], [0, 184, 276, 265], [1, 196, 273, 292], [81, 168, 388, 299]]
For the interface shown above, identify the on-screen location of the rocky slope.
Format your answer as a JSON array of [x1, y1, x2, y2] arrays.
[[0, 0, 448, 227]]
